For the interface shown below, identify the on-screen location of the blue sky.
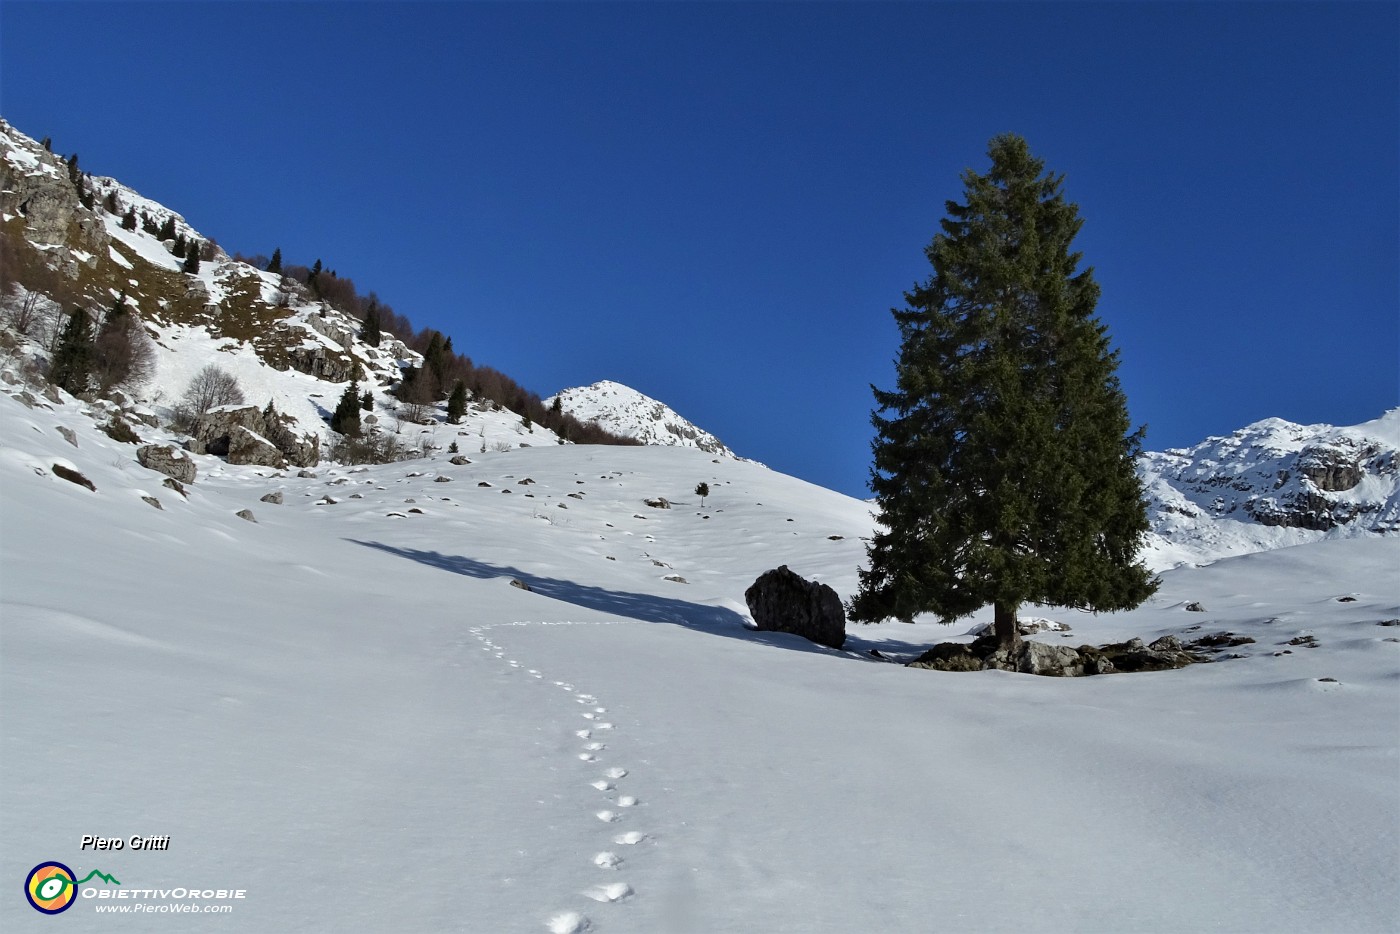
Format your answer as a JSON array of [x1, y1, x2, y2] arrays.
[[2, 2, 1395, 498]]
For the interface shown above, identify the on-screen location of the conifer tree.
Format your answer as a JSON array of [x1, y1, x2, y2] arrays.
[[330, 381, 362, 436], [446, 380, 467, 423], [122, 208, 137, 231], [360, 390, 374, 412], [158, 216, 176, 242], [359, 300, 382, 347], [50, 308, 95, 395], [695, 482, 710, 506], [849, 134, 1157, 650], [268, 248, 282, 274], [183, 240, 201, 274]]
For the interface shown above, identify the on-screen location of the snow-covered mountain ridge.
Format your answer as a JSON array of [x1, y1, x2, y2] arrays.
[[1139, 409, 1400, 567], [546, 380, 740, 459]]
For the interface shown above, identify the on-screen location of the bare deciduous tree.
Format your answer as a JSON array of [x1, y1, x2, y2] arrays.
[[182, 364, 245, 416]]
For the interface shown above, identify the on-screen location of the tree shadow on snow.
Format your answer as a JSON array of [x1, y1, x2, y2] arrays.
[[346, 539, 900, 660]]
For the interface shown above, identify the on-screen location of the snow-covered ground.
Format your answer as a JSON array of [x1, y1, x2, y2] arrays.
[[3, 388, 1397, 933]]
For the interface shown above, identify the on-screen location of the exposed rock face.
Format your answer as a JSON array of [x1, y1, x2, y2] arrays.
[[0, 122, 109, 271], [227, 426, 282, 467], [744, 565, 847, 649], [190, 405, 319, 467], [138, 444, 197, 483], [286, 344, 359, 383]]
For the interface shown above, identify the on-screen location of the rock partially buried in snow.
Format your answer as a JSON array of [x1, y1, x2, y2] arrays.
[[745, 565, 847, 649], [138, 444, 196, 484]]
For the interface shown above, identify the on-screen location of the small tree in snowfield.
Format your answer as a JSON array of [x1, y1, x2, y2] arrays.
[[695, 482, 710, 506]]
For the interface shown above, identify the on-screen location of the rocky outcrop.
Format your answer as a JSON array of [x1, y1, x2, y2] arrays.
[[138, 444, 197, 483], [226, 426, 282, 467], [744, 566, 847, 649], [287, 344, 359, 383], [909, 634, 1208, 677], [0, 121, 109, 272], [190, 405, 319, 467]]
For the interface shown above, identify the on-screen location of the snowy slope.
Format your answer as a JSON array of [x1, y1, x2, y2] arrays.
[[547, 380, 739, 459], [3, 387, 1397, 933], [1139, 409, 1400, 567]]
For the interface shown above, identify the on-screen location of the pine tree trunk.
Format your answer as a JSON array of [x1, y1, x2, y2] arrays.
[[994, 601, 1021, 651]]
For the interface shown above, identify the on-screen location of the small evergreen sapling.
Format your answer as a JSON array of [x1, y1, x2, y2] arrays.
[[695, 482, 710, 506], [330, 382, 363, 436]]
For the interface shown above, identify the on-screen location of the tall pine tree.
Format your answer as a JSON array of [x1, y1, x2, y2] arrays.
[[50, 308, 95, 396], [849, 134, 1157, 650]]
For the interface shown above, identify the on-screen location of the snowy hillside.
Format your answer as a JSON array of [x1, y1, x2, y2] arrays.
[[1140, 410, 1400, 567], [548, 380, 739, 459], [3, 385, 1397, 933], [2, 115, 1397, 931]]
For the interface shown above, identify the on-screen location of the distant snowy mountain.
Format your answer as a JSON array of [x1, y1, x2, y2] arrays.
[[1139, 410, 1400, 567], [547, 379, 740, 458]]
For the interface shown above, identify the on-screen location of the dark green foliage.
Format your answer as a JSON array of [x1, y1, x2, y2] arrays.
[[360, 390, 373, 412], [141, 212, 159, 236], [268, 247, 282, 274], [183, 241, 201, 274], [49, 308, 95, 395], [172, 234, 187, 258], [103, 190, 119, 214], [158, 216, 176, 242], [330, 381, 362, 436], [849, 134, 1157, 645], [695, 482, 710, 506], [446, 380, 467, 423], [121, 208, 137, 231], [448, 441, 459, 454], [65, 153, 80, 186], [360, 299, 382, 347]]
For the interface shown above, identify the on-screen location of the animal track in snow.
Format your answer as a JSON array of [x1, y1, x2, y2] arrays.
[[612, 831, 647, 845], [603, 767, 628, 779], [595, 809, 620, 822], [593, 851, 621, 869], [616, 795, 638, 807]]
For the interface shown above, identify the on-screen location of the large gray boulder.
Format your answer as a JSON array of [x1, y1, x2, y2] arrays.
[[191, 405, 319, 467], [227, 426, 283, 467], [137, 444, 197, 484], [744, 565, 847, 649]]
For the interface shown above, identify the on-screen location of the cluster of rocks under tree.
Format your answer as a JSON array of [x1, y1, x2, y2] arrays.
[[907, 631, 1255, 677]]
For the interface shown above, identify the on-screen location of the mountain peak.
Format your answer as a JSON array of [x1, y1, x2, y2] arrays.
[[547, 380, 738, 458]]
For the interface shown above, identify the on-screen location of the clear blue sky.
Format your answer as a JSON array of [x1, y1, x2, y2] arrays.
[[2, 2, 1395, 497]]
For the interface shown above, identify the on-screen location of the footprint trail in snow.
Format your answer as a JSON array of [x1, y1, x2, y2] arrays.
[[465, 622, 652, 932]]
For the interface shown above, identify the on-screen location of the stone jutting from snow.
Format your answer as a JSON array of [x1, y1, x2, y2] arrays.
[[744, 565, 847, 650], [137, 444, 196, 484]]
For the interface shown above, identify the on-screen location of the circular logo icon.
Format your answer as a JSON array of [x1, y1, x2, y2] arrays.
[[25, 862, 77, 914]]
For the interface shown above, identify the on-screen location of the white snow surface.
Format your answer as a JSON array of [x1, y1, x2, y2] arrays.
[[547, 380, 741, 459], [3, 389, 1397, 933]]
